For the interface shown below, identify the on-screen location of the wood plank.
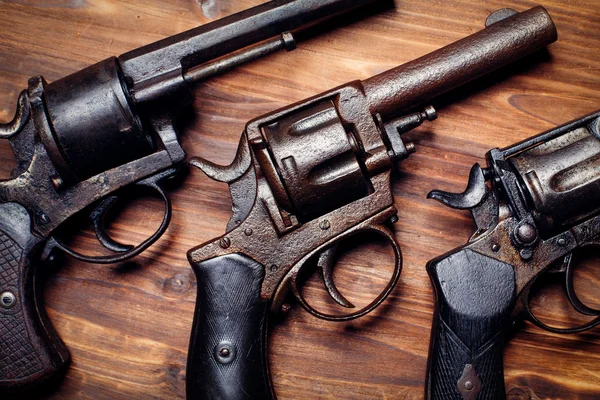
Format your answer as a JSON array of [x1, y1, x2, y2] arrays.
[[0, 0, 598, 398]]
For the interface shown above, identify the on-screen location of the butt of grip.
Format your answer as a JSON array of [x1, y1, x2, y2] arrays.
[[186, 253, 272, 400], [0, 203, 69, 392], [425, 249, 516, 400]]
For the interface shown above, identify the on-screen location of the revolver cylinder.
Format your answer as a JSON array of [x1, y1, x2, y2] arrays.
[[43, 57, 155, 183], [259, 101, 370, 222], [509, 118, 600, 238]]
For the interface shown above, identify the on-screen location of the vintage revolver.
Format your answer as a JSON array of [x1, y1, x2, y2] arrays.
[[186, 7, 557, 399], [0, 0, 384, 392], [426, 110, 600, 399]]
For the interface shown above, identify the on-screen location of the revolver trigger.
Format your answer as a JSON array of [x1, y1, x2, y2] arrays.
[[317, 247, 355, 309], [427, 164, 488, 210], [290, 224, 402, 322], [90, 196, 134, 253], [53, 169, 174, 264]]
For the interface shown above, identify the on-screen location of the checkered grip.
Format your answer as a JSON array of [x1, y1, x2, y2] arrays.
[[0, 230, 44, 382]]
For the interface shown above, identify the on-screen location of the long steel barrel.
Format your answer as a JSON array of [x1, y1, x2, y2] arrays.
[[119, 0, 384, 85], [362, 6, 557, 117]]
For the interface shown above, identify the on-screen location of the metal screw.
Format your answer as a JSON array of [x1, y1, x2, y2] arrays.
[[270, 265, 278, 272], [219, 347, 230, 358], [516, 223, 537, 244], [281, 304, 291, 313], [464, 381, 474, 391], [519, 248, 533, 260], [405, 142, 416, 154], [244, 228, 253, 236], [214, 341, 236, 364], [557, 238, 566, 246], [40, 213, 49, 223], [219, 237, 231, 249], [389, 215, 399, 224], [1, 292, 16, 309], [491, 244, 500, 252], [319, 220, 331, 230]]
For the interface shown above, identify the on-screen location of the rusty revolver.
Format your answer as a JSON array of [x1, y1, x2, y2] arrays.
[[186, 7, 557, 399], [426, 110, 600, 400], [0, 0, 385, 392]]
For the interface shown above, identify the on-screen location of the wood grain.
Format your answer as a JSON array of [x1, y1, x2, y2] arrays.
[[0, 0, 599, 398]]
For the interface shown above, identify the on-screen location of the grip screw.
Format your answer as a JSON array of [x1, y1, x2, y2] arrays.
[[319, 220, 331, 230], [1, 291, 16, 309], [214, 341, 236, 364], [464, 381, 474, 390]]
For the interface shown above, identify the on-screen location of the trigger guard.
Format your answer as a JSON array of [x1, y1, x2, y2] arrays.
[[524, 266, 600, 334], [290, 224, 402, 322], [565, 253, 600, 316], [53, 171, 174, 264]]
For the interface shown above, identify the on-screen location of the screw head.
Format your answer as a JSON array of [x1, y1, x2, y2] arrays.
[[464, 381, 474, 390], [491, 244, 500, 252], [270, 265, 278, 273], [244, 228, 253, 236], [516, 223, 537, 244], [219, 237, 231, 249], [214, 341, 236, 364], [319, 220, 331, 230], [519, 248, 533, 260], [557, 238, 567, 246], [1, 292, 16, 309], [219, 347, 231, 358]]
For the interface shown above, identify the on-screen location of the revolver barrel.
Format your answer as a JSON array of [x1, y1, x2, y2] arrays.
[[119, 0, 384, 87], [363, 6, 557, 117]]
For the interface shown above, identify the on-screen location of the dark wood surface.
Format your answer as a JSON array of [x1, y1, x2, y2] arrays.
[[0, 0, 599, 398]]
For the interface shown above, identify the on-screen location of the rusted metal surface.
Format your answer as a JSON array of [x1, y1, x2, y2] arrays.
[[362, 6, 557, 117], [187, 7, 557, 399], [0, 0, 385, 393]]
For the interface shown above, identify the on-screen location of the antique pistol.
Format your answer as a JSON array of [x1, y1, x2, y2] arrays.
[[426, 110, 600, 399], [0, 0, 384, 392], [186, 7, 557, 399]]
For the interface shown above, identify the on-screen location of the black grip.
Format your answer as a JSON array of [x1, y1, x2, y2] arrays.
[[186, 253, 271, 400], [0, 203, 69, 392], [426, 249, 516, 400]]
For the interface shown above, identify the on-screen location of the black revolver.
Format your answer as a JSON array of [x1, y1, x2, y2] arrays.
[[185, 7, 557, 399], [426, 110, 600, 399], [0, 0, 383, 392]]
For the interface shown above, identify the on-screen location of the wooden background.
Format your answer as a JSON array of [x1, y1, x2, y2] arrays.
[[0, 0, 599, 398]]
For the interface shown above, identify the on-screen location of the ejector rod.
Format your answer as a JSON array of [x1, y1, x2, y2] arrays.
[[362, 6, 557, 117]]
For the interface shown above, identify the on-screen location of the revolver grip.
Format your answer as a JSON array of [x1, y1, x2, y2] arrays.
[[186, 253, 272, 400], [425, 249, 516, 400], [0, 204, 69, 392]]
